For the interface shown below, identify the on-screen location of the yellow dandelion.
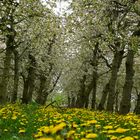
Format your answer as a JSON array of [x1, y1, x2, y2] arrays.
[[72, 123, 78, 128], [95, 124, 101, 129], [110, 136, 118, 140], [4, 129, 8, 132], [67, 130, 75, 137], [87, 120, 97, 124], [120, 136, 134, 140], [81, 138, 88, 140], [20, 122, 25, 126], [19, 129, 25, 133], [56, 135, 62, 140], [133, 136, 138, 139], [132, 128, 137, 131], [80, 131, 85, 135], [42, 126, 50, 133], [51, 122, 66, 133], [34, 131, 43, 138], [11, 115, 17, 120], [115, 128, 129, 133], [86, 133, 98, 139], [36, 137, 54, 140], [104, 125, 113, 129], [107, 130, 116, 134]]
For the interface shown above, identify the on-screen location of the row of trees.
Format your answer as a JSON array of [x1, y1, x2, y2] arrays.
[[62, 0, 140, 114], [0, 0, 63, 105], [0, 0, 140, 115]]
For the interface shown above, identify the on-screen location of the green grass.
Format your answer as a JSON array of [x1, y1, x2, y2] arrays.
[[0, 103, 139, 140]]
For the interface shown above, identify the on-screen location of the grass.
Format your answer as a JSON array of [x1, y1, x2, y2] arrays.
[[0, 103, 139, 140]]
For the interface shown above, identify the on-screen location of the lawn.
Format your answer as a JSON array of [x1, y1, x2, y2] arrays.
[[0, 103, 139, 140]]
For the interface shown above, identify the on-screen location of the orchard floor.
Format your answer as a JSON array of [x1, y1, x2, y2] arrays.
[[0, 103, 139, 140]]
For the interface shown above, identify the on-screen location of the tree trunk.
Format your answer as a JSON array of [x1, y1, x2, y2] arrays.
[[84, 77, 95, 108], [134, 94, 140, 114], [84, 88, 92, 108], [119, 49, 134, 114], [71, 96, 76, 108], [67, 94, 71, 108], [22, 54, 36, 104], [91, 70, 98, 109], [27, 54, 36, 102], [22, 77, 29, 104], [0, 47, 13, 104], [114, 90, 119, 113], [36, 35, 56, 105], [76, 74, 86, 108], [11, 50, 19, 102], [36, 74, 47, 105], [84, 43, 99, 109], [98, 82, 109, 111], [0, 2, 16, 104], [37, 91, 49, 105], [106, 49, 124, 112]]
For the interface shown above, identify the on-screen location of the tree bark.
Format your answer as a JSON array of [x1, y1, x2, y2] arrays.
[[134, 94, 140, 114], [84, 43, 99, 109], [91, 70, 98, 109], [11, 50, 19, 102], [106, 49, 124, 112], [98, 82, 109, 110], [0, 47, 13, 104], [119, 49, 135, 114], [71, 96, 76, 108], [22, 54, 36, 104], [0, 1, 17, 104], [84, 84, 92, 108], [27, 54, 36, 102], [22, 76, 29, 104], [36, 74, 47, 105], [75, 74, 86, 108], [114, 90, 119, 113], [98, 49, 124, 111]]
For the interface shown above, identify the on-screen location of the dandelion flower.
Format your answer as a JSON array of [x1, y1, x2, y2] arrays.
[[86, 133, 98, 139], [115, 128, 129, 133], [120, 136, 134, 140]]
